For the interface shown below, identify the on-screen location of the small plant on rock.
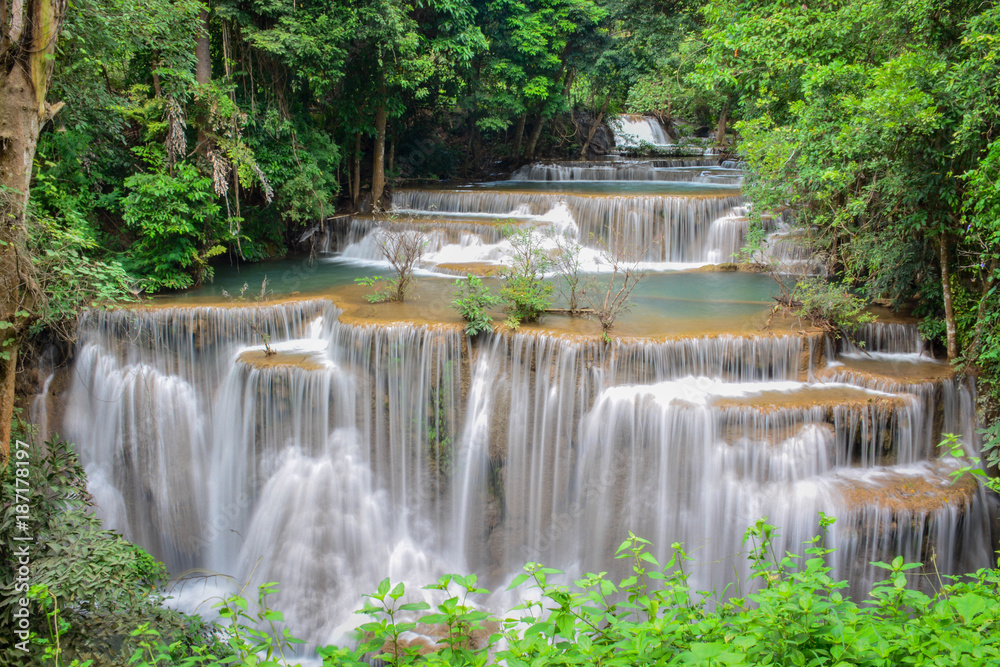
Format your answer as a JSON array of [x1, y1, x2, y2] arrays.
[[452, 274, 498, 336]]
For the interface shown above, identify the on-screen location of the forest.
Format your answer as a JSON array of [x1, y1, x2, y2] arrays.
[[3, 0, 1000, 665]]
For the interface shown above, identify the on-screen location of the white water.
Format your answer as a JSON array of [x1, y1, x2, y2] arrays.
[[611, 114, 673, 146], [326, 190, 750, 269], [60, 307, 995, 648], [510, 162, 742, 183]]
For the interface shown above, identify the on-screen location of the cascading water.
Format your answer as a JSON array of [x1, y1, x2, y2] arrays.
[[320, 159, 752, 270], [510, 161, 742, 183], [384, 188, 746, 264], [53, 156, 997, 652], [610, 114, 673, 146]]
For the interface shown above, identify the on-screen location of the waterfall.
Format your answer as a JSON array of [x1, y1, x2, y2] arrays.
[[392, 189, 746, 262], [510, 162, 743, 183], [611, 114, 673, 146], [842, 322, 927, 355]]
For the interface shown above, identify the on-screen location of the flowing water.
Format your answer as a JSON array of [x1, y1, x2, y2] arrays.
[[50, 156, 997, 651], [610, 114, 674, 146]]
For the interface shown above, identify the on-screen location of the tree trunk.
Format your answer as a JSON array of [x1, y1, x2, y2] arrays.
[[662, 102, 678, 142], [579, 93, 610, 159], [352, 131, 361, 206], [152, 54, 162, 97], [512, 113, 526, 159], [524, 111, 545, 161], [194, 9, 211, 155], [371, 100, 387, 212], [940, 234, 958, 360], [562, 68, 575, 100], [715, 104, 728, 145], [387, 129, 395, 173], [0, 0, 66, 458], [195, 9, 211, 86]]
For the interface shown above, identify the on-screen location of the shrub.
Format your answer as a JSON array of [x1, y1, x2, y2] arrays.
[[551, 232, 585, 312], [333, 517, 1000, 667], [358, 226, 425, 303], [2, 438, 219, 666], [498, 225, 553, 327], [585, 233, 653, 335], [794, 277, 876, 333], [452, 275, 498, 336], [121, 151, 228, 292], [23, 512, 1000, 667]]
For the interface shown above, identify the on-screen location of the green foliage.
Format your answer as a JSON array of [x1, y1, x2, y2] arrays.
[[472, 0, 605, 145], [355, 276, 397, 304], [210, 582, 305, 666], [245, 116, 341, 250], [355, 267, 420, 304], [452, 275, 498, 336], [329, 519, 1000, 667], [498, 226, 554, 328], [793, 277, 876, 334], [26, 216, 135, 339], [121, 155, 226, 292], [27, 129, 136, 335], [690, 0, 1000, 338], [1, 438, 217, 666], [939, 432, 1000, 494], [680, 0, 1000, 462]]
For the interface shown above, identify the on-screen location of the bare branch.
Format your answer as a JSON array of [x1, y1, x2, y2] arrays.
[[374, 221, 424, 302], [586, 231, 658, 334]]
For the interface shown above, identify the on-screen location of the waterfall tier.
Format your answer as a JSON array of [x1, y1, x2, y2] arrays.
[[53, 304, 995, 647], [511, 162, 743, 184], [610, 114, 673, 146], [391, 188, 746, 263]]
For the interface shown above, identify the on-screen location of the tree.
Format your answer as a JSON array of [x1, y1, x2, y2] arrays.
[[552, 232, 584, 312], [586, 233, 651, 335], [498, 224, 553, 327], [120, 152, 227, 291], [339, 0, 485, 210], [470, 0, 604, 161], [694, 0, 994, 360], [0, 0, 67, 457], [375, 225, 425, 302]]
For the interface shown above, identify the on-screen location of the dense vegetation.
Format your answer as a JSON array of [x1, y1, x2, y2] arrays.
[[3, 0, 1000, 664]]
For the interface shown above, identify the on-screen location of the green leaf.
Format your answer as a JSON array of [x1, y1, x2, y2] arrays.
[[952, 594, 986, 623], [389, 582, 405, 600]]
